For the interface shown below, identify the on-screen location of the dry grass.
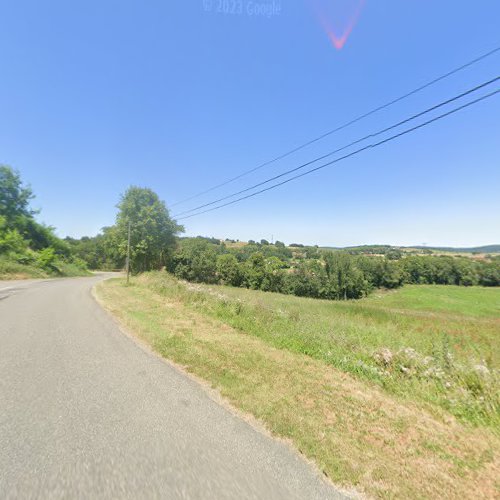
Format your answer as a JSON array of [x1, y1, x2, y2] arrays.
[[96, 276, 499, 499], [0, 257, 47, 280]]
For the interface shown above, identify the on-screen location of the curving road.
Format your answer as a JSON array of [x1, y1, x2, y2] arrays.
[[0, 275, 346, 499]]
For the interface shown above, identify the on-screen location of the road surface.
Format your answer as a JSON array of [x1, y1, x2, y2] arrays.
[[0, 275, 347, 499]]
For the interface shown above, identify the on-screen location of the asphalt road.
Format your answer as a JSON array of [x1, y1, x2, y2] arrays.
[[0, 275, 347, 499]]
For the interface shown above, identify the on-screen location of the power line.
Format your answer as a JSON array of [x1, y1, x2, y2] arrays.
[[173, 76, 499, 218], [170, 46, 500, 208], [178, 88, 499, 220], [177, 88, 499, 221]]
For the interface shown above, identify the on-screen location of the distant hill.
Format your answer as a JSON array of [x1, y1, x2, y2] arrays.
[[410, 245, 500, 254], [215, 239, 500, 255], [317, 244, 500, 254], [319, 245, 394, 254]]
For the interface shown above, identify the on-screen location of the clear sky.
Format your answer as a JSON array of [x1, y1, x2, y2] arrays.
[[1, 0, 499, 247]]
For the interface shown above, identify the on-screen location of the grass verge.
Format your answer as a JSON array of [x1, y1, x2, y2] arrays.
[[0, 256, 48, 279], [0, 256, 90, 280], [119, 274, 499, 429], [96, 273, 499, 499]]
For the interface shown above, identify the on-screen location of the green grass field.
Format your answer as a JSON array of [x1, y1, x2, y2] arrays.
[[97, 274, 500, 499], [151, 276, 500, 427], [364, 285, 500, 318], [187, 280, 499, 362]]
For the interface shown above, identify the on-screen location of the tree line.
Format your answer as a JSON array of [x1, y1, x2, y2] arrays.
[[66, 186, 183, 272], [68, 186, 500, 299], [0, 165, 88, 277], [4, 169, 497, 298], [163, 237, 500, 300]]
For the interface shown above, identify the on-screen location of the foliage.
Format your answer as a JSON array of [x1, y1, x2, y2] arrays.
[[399, 255, 493, 286], [323, 251, 370, 299], [216, 253, 244, 287], [170, 238, 219, 283], [36, 247, 58, 272], [0, 254, 47, 279], [116, 273, 500, 430], [163, 237, 499, 302], [0, 216, 27, 254], [0, 165, 36, 226], [479, 261, 500, 287], [67, 188, 184, 273], [115, 186, 183, 273], [0, 165, 88, 278], [284, 259, 328, 298], [66, 234, 108, 270]]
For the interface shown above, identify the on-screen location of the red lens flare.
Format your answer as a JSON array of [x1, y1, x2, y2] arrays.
[[310, 0, 366, 50]]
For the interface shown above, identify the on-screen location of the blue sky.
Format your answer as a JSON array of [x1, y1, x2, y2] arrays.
[[1, 0, 499, 247]]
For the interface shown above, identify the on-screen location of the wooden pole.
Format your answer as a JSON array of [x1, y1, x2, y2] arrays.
[[126, 220, 131, 284]]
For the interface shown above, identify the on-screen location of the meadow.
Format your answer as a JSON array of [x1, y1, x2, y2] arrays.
[[154, 276, 499, 427], [97, 273, 499, 498], [363, 284, 500, 318]]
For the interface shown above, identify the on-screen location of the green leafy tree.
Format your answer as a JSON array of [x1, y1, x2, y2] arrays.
[[243, 252, 266, 289], [115, 187, 183, 273], [261, 256, 286, 292], [284, 260, 328, 298], [356, 256, 403, 289], [0, 165, 70, 256], [171, 238, 218, 283], [36, 247, 58, 272], [453, 258, 479, 286], [386, 248, 403, 260], [66, 232, 120, 270], [0, 216, 26, 254], [0, 165, 36, 228], [379, 259, 404, 288], [479, 261, 500, 286], [216, 253, 243, 287], [323, 251, 370, 299]]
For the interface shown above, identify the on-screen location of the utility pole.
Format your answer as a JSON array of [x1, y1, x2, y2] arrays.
[[126, 220, 131, 284]]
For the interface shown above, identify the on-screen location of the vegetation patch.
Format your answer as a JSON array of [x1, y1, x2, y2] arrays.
[[161, 237, 500, 301], [363, 285, 500, 318], [97, 275, 499, 499], [0, 254, 48, 279], [0, 166, 89, 279], [146, 273, 499, 428]]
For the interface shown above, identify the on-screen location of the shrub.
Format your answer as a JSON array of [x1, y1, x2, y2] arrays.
[[216, 254, 243, 287], [36, 247, 58, 272]]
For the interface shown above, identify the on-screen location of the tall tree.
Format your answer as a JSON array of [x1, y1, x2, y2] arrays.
[[323, 251, 369, 300], [0, 165, 35, 228], [115, 186, 183, 273]]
